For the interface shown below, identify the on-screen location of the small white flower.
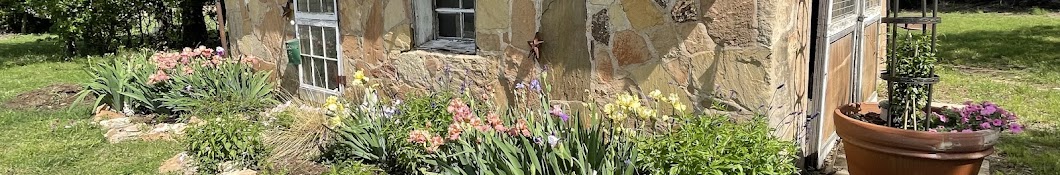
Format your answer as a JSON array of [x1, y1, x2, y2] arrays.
[[547, 135, 560, 147]]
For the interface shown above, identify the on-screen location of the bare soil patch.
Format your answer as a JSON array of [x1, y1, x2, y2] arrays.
[[3, 83, 93, 110]]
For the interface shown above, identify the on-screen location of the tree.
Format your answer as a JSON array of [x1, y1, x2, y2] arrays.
[[180, 0, 209, 46]]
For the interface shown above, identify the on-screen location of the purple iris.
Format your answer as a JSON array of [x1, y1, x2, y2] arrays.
[[530, 80, 541, 92], [215, 47, 225, 57]]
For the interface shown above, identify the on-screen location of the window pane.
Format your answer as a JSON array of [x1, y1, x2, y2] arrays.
[[463, 13, 475, 39], [313, 58, 326, 87], [831, 0, 856, 20], [298, 25, 311, 54], [437, 0, 459, 8], [312, 26, 325, 57], [462, 0, 474, 9], [326, 60, 339, 90], [297, 0, 309, 12], [300, 59, 312, 85], [324, 27, 338, 58], [309, 0, 322, 13], [437, 13, 461, 38], [322, 0, 334, 13]]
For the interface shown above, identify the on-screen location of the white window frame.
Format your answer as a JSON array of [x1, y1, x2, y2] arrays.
[[294, 0, 343, 94], [828, 0, 859, 35], [413, 0, 477, 54]]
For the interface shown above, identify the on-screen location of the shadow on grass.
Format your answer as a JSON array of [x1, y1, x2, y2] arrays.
[[0, 36, 66, 69], [939, 25, 1060, 72]]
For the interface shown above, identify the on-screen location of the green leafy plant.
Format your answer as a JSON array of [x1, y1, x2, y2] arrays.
[[326, 86, 423, 174], [636, 115, 798, 175], [408, 74, 639, 175], [1029, 7, 1049, 15], [184, 115, 267, 173], [74, 51, 163, 113], [158, 58, 277, 116], [886, 34, 938, 129], [325, 160, 385, 175]]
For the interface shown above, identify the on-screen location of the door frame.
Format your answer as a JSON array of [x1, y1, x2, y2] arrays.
[[806, 0, 883, 169]]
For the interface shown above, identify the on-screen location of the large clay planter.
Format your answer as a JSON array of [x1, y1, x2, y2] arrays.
[[834, 103, 998, 175]]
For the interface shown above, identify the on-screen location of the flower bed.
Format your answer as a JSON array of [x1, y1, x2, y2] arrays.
[[313, 71, 798, 174], [75, 46, 799, 174]]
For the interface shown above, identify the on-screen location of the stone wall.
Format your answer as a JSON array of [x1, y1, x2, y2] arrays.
[[223, 0, 811, 140]]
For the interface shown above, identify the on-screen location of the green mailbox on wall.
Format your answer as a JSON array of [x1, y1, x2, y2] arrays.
[[286, 39, 301, 65]]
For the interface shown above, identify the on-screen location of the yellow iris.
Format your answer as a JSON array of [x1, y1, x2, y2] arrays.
[[603, 103, 616, 115], [352, 70, 369, 85], [649, 90, 662, 99], [329, 116, 344, 128], [666, 93, 679, 104], [637, 108, 655, 120], [673, 103, 687, 113]]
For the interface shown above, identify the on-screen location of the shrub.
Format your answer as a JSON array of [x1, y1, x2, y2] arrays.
[[636, 115, 798, 174], [184, 116, 267, 173], [1030, 6, 1050, 15]]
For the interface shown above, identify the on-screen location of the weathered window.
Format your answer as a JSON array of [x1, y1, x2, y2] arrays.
[[828, 0, 882, 34], [830, 0, 858, 32], [294, 0, 342, 93], [865, 0, 881, 11], [413, 0, 477, 54]]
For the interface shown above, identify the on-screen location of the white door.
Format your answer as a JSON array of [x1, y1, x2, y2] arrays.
[[806, 0, 884, 168]]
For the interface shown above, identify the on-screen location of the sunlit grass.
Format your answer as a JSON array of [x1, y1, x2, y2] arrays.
[[924, 12, 1060, 174], [0, 34, 180, 174]]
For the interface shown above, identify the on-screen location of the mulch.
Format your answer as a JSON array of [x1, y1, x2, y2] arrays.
[[2, 83, 94, 110]]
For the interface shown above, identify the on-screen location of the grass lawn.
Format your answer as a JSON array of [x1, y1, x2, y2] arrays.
[[927, 12, 1060, 174], [0, 34, 180, 174]]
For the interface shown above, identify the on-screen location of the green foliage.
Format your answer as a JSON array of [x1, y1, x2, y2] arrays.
[[396, 93, 455, 134], [326, 160, 385, 175], [886, 34, 938, 129], [329, 109, 411, 171], [326, 90, 425, 174], [158, 59, 277, 116], [184, 116, 267, 173], [75, 48, 277, 117], [74, 51, 164, 113], [636, 115, 798, 175], [421, 113, 639, 175], [1029, 7, 1050, 15], [16, 0, 214, 54]]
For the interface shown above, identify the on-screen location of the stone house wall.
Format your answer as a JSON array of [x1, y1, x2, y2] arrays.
[[222, 0, 812, 140]]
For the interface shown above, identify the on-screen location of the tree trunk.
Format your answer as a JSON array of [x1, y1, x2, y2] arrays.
[[180, 0, 208, 46], [20, 11, 27, 33]]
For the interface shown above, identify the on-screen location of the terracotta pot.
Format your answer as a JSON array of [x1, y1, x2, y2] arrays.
[[834, 103, 999, 175]]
